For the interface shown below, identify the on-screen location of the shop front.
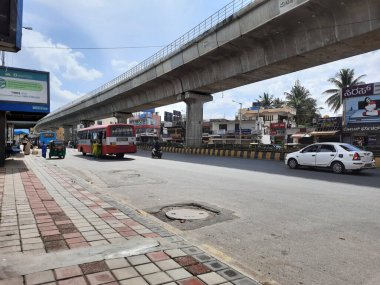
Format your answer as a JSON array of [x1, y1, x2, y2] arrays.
[[342, 124, 380, 147], [270, 123, 286, 144], [310, 117, 342, 143]]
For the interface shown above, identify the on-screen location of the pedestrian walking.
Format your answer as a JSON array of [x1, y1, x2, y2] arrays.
[[41, 142, 47, 158]]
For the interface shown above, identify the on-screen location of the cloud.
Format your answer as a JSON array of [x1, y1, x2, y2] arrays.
[[23, 31, 102, 81], [49, 75, 83, 111]]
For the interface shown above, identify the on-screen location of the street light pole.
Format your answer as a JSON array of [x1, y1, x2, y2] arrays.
[[232, 100, 242, 145]]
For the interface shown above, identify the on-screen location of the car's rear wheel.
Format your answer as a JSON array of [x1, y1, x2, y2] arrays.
[[288, 158, 298, 169], [331, 161, 345, 174]]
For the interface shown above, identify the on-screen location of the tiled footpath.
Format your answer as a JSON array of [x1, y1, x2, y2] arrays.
[[0, 156, 261, 285]]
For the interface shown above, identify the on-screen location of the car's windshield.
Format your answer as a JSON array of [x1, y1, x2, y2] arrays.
[[339, 144, 362, 152]]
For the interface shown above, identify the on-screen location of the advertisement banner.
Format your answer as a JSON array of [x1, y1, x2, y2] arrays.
[[0, 66, 49, 113], [343, 82, 380, 125], [270, 122, 286, 129]]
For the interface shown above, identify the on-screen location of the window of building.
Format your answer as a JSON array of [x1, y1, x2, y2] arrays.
[[219, 124, 227, 130]]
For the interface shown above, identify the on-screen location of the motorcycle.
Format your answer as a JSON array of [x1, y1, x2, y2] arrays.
[[151, 147, 162, 159]]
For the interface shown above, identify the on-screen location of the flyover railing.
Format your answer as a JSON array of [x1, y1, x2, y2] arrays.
[[50, 0, 255, 116]]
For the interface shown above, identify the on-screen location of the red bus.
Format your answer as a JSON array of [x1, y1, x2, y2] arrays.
[[77, 124, 137, 158]]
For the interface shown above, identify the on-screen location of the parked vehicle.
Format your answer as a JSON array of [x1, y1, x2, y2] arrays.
[[49, 140, 66, 159], [285, 142, 376, 174]]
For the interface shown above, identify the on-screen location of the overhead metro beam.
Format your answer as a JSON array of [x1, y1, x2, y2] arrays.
[[35, 0, 380, 130]]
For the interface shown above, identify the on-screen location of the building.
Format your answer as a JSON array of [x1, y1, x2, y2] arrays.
[[128, 112, 161, 143], [241, 105, 297, 144], [310, 117, 342, 143]]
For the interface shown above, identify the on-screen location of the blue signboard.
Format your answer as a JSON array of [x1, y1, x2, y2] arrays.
[[143, 108, 155, 114], [0, 66, 50, 113], [0, 0, 23, 52], [250, 102, 261, 111], [16, 0, 23, 50]]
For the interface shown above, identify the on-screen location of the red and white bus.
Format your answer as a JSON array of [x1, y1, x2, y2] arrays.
[[77, 124, 137, 158]]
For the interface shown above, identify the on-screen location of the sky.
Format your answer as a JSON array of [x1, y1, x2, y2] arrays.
[[4, 0, 380, 121]]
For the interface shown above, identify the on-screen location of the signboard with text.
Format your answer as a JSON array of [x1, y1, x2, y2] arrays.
[[0, 66, 50, 113], [343, 82, 380, 126], [270, 122, 286, 129]]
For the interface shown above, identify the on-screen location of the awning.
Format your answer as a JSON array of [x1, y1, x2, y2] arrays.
[[310, 131, 340, 136], [291, 133, 311, 138]]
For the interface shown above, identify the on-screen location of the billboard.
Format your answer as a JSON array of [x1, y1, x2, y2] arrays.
[[250, 102, 261, 111], [0, 66, 50, 113], [0, 0, 23, 52], [164, 111, 173, 122], [343, 83, 380, 125]]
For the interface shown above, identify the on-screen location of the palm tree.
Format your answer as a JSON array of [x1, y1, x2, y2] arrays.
[[272, 97, 285, 108], [285, 80, 318, 126], [323, 68, 366, 113], [259, 92, 273, 108]]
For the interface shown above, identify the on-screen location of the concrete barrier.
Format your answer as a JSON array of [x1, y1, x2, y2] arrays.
[[376, 157, 380, 168], [139, 145, 379, 166], [141, 145, 283, 161]]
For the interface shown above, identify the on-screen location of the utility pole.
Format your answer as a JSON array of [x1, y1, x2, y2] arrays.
[[232, 100, 242, 145]]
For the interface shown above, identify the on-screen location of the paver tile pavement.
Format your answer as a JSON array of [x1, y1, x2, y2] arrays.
[[0, 156, 263, 285]]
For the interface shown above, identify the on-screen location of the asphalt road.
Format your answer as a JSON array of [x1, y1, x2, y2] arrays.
[[50, 148, 380, 285]]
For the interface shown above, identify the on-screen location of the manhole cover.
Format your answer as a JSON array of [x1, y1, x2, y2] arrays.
[[166, 209, 209, 220]]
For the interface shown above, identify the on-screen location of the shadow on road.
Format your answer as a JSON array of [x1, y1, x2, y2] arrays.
[[131, 150, 379, 189], [72, 153, 135, 162]]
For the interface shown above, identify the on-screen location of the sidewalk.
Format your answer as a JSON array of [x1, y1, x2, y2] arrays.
[[0, 155, 261, 285]]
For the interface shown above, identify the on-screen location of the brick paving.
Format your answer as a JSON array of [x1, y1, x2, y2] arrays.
[[0, 156, 261, 285]]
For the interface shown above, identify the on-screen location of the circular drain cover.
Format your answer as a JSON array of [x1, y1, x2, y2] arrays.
[[166, 209, 209, 220]]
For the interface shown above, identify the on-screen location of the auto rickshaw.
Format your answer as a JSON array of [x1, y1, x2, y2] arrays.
[[49, 140, 66, 159]]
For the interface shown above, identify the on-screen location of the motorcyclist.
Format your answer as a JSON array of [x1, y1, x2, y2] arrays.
[[153, 140, 161, 153], [152, 140, 162, 158]]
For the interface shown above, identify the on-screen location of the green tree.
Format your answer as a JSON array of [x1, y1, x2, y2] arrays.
[[323, 68, 366, 113], [259, 92, 273, 108], [272, 97, 285, 108], [285, 80, 319, 126]]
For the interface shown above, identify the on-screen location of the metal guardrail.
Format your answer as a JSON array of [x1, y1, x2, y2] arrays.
[[49, 0, 255, 117]]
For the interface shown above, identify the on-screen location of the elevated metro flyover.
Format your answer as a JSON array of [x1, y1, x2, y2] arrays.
[[35, 0, 380, 147]]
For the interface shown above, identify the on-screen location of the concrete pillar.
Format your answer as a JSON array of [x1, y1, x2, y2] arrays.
[[63, 126, 73, 144], [113, 112, 132, 124], [0, 111, 6, 167], [179, 92, 212, 147]]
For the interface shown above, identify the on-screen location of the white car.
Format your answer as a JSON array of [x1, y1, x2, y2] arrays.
[[285, 142, 376, 174]]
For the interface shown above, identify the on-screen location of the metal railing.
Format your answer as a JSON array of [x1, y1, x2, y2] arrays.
[[49, 0, 255, 117]]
